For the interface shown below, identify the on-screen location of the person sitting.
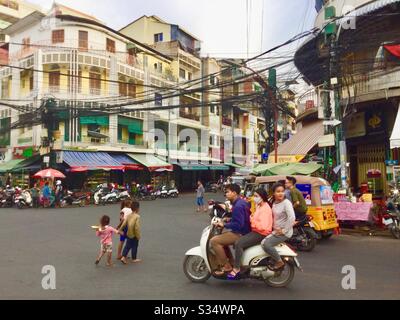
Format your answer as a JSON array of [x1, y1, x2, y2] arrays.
[[262, 183, 296, 271], [210, 184, 251, 276], [227, 188, 273, 280], [285, 176, 307, 220]]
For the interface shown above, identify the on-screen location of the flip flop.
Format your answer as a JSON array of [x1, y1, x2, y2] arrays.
[[227, 270, 241, 280]]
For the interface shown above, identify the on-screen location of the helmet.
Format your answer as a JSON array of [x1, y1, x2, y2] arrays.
[[56, 180, 62, 185]]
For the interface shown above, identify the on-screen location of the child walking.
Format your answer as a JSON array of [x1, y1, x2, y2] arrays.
[[118, 201, 141, 265], [95, 215, 121, 267], [116, 199, 133, 260]]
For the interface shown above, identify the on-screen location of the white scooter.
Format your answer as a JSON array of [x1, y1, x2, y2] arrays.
[[15, 190, 33, 209], [183, 201, 302, 288]]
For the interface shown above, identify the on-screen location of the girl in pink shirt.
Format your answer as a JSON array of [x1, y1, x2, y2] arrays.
[[228, 188, 273, 280], [95, 215, 121, 267]]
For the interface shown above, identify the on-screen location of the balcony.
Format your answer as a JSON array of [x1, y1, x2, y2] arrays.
[[341, 66, 400, 103], [179, 110, 200, 121]]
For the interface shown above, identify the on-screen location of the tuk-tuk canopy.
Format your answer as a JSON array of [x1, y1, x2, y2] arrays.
[[252, 162, 322, 176], [255, 175, 330, 188]]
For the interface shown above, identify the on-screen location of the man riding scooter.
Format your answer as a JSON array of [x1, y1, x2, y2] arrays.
[[210, 184, 251, 276]]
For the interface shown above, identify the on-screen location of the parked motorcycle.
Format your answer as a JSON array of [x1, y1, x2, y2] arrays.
[[163, 185, 179, 198], [93, 184, 110, 205], [15, 190, 33, 209], [0, 187, 15, 208], [205, 182, 218, 193], [61, 191, 88, 208], [136, 184, 156, 201], [287, 215, 318, 252], [183, 200, 302, 287], [117, 189, 131, 202], [384, 185, 400, 239]]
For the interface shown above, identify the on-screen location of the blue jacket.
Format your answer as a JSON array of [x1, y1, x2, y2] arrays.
[[225, 198, 251, 235]]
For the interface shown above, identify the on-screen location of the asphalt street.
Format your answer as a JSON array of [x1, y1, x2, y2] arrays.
[[0, 192, 399, 300]]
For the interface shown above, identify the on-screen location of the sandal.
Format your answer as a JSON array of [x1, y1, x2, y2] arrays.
[[227, 270, 241, 280], [270, 261, 285, 271], [213, 265, 233, 276]]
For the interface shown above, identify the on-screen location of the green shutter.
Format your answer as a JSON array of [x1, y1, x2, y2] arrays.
[[118, 116, 143, 134], [80, 116, 109, 126]]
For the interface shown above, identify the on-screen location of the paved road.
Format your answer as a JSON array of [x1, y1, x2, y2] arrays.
[[0, 193, 399, 300]]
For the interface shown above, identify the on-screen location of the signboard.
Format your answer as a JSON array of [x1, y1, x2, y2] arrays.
[[320, 186, 334, 204], [305, 100, 315, 110], [345, 112, 365, 138], [268, 155, 305, 164], [13, 146, 37, 159], [43, 156, 50, 164], [334, 202, 373, 221], [318, 134, 335, 147], [297, 184, 312, 205], [366, 110, 384, 135]]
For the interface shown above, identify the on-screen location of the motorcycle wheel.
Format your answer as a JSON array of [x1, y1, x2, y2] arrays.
[[17, 202, 24, 209], [297, 228, 317, 252], [60, 201, 67, 208], [79, 199, 86, 207], [151, 195, 156, 200], [389, 223, 400, 239], [171, 193, 178, 198], [183, 255, 211, 283], [264, 260, 295, 288]]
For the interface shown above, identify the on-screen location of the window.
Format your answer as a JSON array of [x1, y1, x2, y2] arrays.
[[29, 72, 34, 91], [128, 82, 136, 98], [89, 71, 101, 95], [22, 37, 30, 51], [179, 68, 186, 79], [49, 71, 60, 92], [154, 62, 162, 73], [79, 31, 88, 51], [52, 30, 64, 44], [155, 93, 162, 106], [154, 33, 163, 43], [210, 105, 215, 114], [119, 80, 127, 96], [106, 38, 115, 53], [188, 72, 192, 81], [210, 75, 216, 85]]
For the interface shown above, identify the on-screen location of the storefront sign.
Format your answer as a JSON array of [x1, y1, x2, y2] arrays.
[[366, 110, 385, 135], [345, 112, 365, 138], [318, 134, 335, 147], [13, 146, 37, 159], [297, 184, 312, 205], [268, 155, 305, 164], [334, 202, 373, 221]]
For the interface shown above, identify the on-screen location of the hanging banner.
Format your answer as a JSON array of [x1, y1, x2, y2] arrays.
[[297, 184, 312, 205]]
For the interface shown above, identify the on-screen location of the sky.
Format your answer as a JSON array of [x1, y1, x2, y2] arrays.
[[28, 0, 317, 59]]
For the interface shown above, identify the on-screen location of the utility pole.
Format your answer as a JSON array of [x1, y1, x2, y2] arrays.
[[324, 5, 346, 189]]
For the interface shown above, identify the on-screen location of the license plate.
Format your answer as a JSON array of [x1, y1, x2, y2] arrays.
[[383, 218, 394, 225]]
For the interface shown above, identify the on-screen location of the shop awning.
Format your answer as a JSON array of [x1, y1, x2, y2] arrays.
[[206, 164, 230, 171], [88, 131, 109, 139], [0, 159, 25, 173], [127, 153, 173, 172], [269, 121, 324, 163], [108, 153, 143, 171], [390, 104, 400, 149], [11, 155, 42, 173], [174, 163, 209, 171], [225, 162, 243, 169], [253, 162, 323, 176], [63, 151, 124, 172]]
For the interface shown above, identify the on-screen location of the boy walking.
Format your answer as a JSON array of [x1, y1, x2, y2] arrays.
[[118, 201, 142, 264]]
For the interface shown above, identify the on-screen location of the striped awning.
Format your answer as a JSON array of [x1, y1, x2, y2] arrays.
[[63, 151, 124, 172], [273, 120, 324, 156]]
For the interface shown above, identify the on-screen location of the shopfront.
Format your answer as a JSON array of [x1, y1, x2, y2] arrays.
[[345, 100, 398, 197]]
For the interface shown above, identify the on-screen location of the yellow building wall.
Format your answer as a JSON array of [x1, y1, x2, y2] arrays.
[[121, 17, 171, 45]]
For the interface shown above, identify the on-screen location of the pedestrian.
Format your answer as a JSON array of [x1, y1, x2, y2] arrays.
[[285, 176, 307, 220], [30, 183, 40, 208], [55, 180, 63, 208], [94, 215, 121, 267], [5, 173, 12, 187], [116, 199, 133, 260], [196, 180, 207, 212], [261, 183, 296, 271], [41, 181, 51, 207], [118, 201, 141, 265]]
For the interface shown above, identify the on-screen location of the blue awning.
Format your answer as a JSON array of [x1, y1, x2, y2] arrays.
[[108, 153, 143, 170], [63, 151, 124, 172]]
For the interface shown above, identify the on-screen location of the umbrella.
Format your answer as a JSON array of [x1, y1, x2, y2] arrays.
[[33, 168, 66, 179]]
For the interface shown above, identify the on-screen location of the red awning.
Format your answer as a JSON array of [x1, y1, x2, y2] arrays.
[[384, 44, 400, 58]]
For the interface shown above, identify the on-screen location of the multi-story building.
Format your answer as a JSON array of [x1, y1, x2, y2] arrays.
[[294, 0, 400, 195], [0, 6, 265, 189]]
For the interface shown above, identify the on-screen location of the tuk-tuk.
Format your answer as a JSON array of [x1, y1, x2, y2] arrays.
[[253, 175, 339, 239], [242, 176, 257, 212]]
